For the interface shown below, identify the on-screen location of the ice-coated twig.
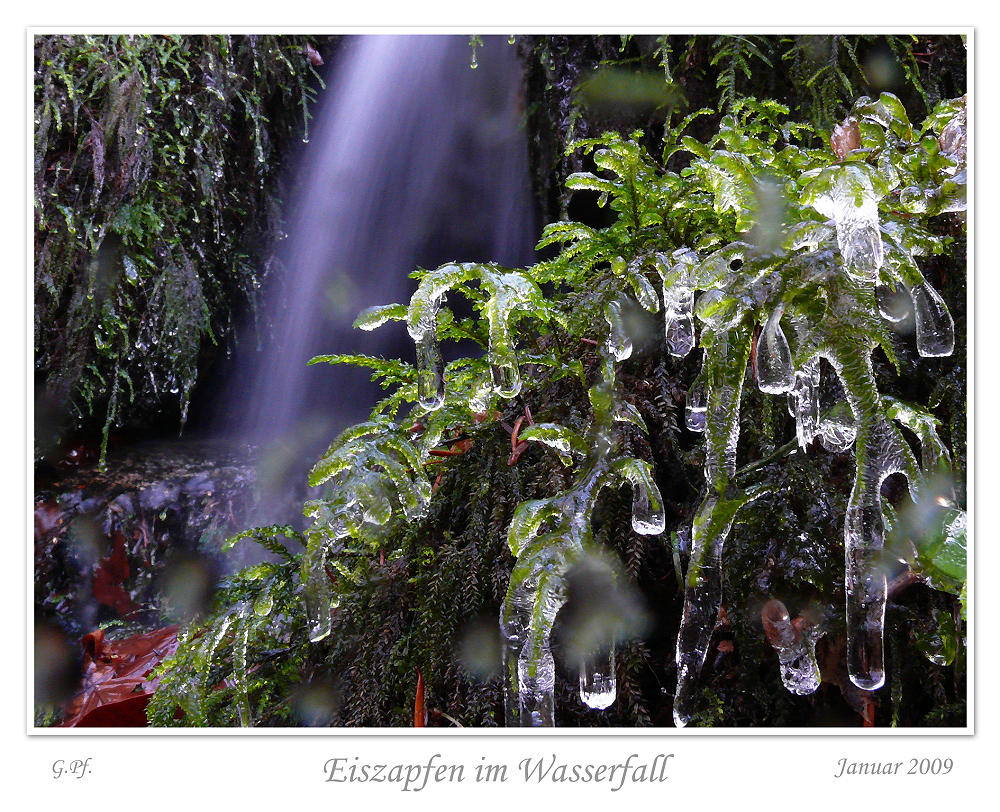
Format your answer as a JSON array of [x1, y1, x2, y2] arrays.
[[302, 421, 431, 642], [501, 319, 665, 725], [674, 279, 766, 725], [366, 262, 548, 411]]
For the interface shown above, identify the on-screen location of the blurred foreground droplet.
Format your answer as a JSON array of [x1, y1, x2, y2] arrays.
[[457, 615, 502, 681]]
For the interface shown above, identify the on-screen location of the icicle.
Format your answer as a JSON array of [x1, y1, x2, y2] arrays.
[[832, 175, 883, 282], [685, 378, 707, 433], [757, 305, 794, 394], [787, 360, 820, 448], [674, 488, 762, 726], [910, 282, 955, 357], [806, 166, 884, 284], [518, 644, 556, 726], [480, 270, 545, 397], [405, 271, 460, 411], [664, 291, 696, 357], [673, 325, 756, 727], [414, 329, 445, 410], [579, 649, 616, 710], [500, 582, 533, 727], [303, 542, 333, 643], [604, 297, 633, 361], [501, 340, 664, 725], [615, 457, 666, 535], [631, 483, 665, 534], [658, 249, 698, 358], [879, 226, 955, 359], [811, 335, 924, 694], [834, 385, 920, 691], [844, 501, 888, 690], [760, 599, 822, 696], [673, 494, 727, 728], [517, 581, 566, 726], [501, 634, 522, 726]]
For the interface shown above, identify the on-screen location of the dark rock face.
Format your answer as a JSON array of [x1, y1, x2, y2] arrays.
[[34, 441, 260, 639]]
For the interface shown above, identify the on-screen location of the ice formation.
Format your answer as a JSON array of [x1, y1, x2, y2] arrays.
[[506, 95, 962, 726], [399, 263, 545, 410], [604, 295, 633, 361], [579, 650, 617, 710], [501, 342, 664, 725], [672, 225, 955, 720], [656, 249, 698, 358], [899, 98, 966, 216], [760, 599, 822, 695], [673, 257, 763, 726], [787, 359, 820, 448], [757, 304, 795, 394], [685, 377, 708, 433], [302, 421, 431, 642], [910, 282, 955, 358], [348, 93, 964, 729], [415, 330, 445, 410], [804, 164, 885, 284]]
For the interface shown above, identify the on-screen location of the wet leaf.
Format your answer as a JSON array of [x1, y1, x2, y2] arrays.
[[62, 626, 179, 727]]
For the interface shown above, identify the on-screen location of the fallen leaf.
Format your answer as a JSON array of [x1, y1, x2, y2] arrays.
[[92, 530, 139, 616], [62, 626, 179, 727]]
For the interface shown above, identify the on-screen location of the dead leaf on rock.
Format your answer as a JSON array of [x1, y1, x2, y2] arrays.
[[62, 625, 179, 727], [91, 530, 139, 616]]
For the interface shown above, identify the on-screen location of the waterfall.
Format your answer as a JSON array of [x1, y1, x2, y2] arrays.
[[218, 35, 535, 516]]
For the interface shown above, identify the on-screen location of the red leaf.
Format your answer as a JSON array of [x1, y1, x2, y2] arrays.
[[92, 530, 138, 616], [62, 626, 179, 727], [414, 669, 425, 727], [831, 117, 861, 161]]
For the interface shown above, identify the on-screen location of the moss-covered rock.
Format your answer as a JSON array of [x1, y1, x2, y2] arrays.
[[34, 35, 332, 464]]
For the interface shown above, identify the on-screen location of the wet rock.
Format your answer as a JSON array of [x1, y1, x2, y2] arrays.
[[138, 481, 180, 514], [34, 440, 258, 638]]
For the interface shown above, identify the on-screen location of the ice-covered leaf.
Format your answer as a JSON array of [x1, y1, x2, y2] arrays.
[[353, 302, 408, 331]]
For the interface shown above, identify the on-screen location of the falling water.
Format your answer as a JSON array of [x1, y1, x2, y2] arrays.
[[217, 36, 535, 516]]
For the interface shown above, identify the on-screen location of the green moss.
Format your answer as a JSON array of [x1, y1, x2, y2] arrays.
[[148, 35, 966, 728], [34, 35, 328, 465]]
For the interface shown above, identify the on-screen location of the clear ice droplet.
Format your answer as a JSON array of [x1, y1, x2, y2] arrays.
[[757, 307, 795, 394], [685, 379, 707, 433], [579, 650, 616, 710], [491, 360, 521, 398], [910, 282, 955, 357]]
